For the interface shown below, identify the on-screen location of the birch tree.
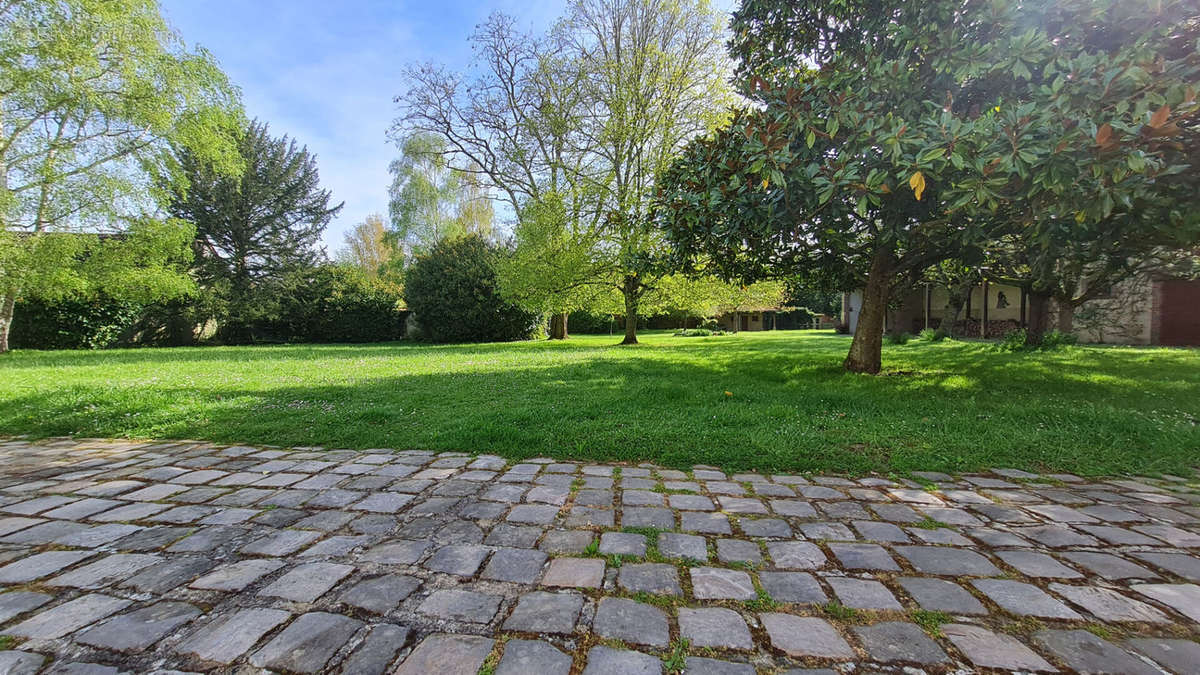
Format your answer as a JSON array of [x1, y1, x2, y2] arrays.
[[0, 0, 242, 352]]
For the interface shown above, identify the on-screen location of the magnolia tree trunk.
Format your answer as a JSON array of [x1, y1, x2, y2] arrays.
[[620, 276, 640, 345], [1025, 291, 1053, 346], [844, 251, 892, 374], [1056, 302, 1075, 333], [0, 292, 15, 353], [943, 298, 964, 336], [549, 312, 569, 340]]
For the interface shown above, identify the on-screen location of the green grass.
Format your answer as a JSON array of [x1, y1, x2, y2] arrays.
[[1, 330, 1197, 475], [910, 609, 951, 635]]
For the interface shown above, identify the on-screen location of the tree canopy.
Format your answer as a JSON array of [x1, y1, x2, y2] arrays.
[[387, 132, 494, 268], [337, 213, 397, 280], [659, 0, 1200, 371], [164, 119, 342, 343], [0, 0, 243, 352], [394, 0, 732, 344]]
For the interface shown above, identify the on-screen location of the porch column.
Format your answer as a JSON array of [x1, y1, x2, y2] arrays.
[[924, 283, 931, 330], [981, 278, 990, 338]]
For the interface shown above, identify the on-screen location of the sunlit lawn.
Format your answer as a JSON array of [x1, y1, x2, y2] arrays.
[[2, 330, 1197, 476]]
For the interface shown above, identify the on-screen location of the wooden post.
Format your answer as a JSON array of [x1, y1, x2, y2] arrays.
[[965, 286, 973, 321], [981, 278, 990, 338], [1020, 287, 1028, 329]]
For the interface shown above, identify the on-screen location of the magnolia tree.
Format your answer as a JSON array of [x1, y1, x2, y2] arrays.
[[952, 0, 1200, 343], [0, 0, 242, 352], [659, 0, 1200, 371]]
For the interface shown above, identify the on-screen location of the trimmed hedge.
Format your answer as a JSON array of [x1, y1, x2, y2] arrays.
[[249, 265, 407, 343], [11, 264, 408, 349], [11, 297, 143, 350]]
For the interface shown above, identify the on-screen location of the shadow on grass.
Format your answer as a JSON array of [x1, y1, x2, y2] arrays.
[[2, 332, 1197, 476]]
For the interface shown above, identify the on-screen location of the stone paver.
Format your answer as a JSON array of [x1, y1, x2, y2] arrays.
[[249, 611, 363, 673], [617, 562, 681, 595], [76, 602, 202, 651], [766, 540, 827, 569], [897, 576, 988, 615], [827, 577, 902, 610], [0, 550, 95, 583], [176, 608, 292, 663], [690, 566, 756, 600], [340, 574, 420, 614], [1033, 629, 1159, 675], [394, 633, 494, 675], [658, 532, 707, 560], [0, 437, 1196, 674], [542, 556, 605, 588], [496, 639, 572, 675], [853, 621, 949, 664], [943, 623, 1057, 672], [1049, 583, 1171, 623], [419, 589, 501, 622], [972, 578, 1083, 619], [1133, 583, 1200, 622], [7, 593, 131, 639], [338, 623, 409, 674], [259, 561, 354, 601], [678, 607, 753, 649], [684, 656, 755, 674], [895, 545, 1001, 576], [759, 571, 827, 603], [759, 614, 854, 659], [190, 558, 285, 591], [0, 651, 44, 674], [482, 546, 547, 583], [593, 597, 669, 647], [502, 591, 582, 634], [0, 591, 51, 623], [1126, 637, 1200, 674], [582, 645, 661, 675], [47, 553, 161, 589]]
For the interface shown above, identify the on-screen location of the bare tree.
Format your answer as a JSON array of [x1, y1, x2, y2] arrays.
[[391, 1, 732, 344]]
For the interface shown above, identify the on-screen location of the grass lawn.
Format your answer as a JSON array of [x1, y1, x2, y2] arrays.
[[1, 330, 1197, 476]]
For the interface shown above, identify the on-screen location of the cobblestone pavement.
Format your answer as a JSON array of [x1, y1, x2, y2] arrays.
[[0, 438, 1196, 674]]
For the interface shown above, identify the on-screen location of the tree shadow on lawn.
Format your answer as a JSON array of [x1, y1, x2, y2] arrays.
[[2, 340, 1196, 476], [0, 340, 566, 370]]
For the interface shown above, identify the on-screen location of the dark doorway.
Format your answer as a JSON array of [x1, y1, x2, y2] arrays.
[[1159, 280, 1200, 346]]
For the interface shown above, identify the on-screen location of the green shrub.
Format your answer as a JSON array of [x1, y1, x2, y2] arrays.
[[700, 317, 720, 330], [674, 328, 723, 337], [997, 328, 1078, 352], [885, 331, 912, 345], [997, 328, 1028, 351], [404, 236, 539, 343], [251, 265, 407, 343], [1039, 329, 1078, 350], [11, 296, 144, 349], [918, 327, 946, 342]]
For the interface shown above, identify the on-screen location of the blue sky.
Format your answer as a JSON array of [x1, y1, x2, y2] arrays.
[[160, 0, 734, 253], [160, 0, 566, 253]]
